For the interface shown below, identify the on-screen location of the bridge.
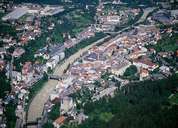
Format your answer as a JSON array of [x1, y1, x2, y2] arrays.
[[23, 117, 42, 128], [48, 74, 62, 81]]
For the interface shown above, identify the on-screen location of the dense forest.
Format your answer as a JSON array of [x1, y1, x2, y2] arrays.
[[62, 74, 178, 128]]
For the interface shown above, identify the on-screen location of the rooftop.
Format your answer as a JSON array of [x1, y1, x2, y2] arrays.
[[2, 7, 28, 21]]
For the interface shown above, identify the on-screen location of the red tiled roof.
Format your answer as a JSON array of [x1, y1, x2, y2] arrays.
[[54, 116, 65, 125]]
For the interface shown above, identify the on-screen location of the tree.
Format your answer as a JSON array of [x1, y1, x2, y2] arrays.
[[0, 70, 11, 98], [5, 101, 17, 128], [123, 65, 137, 77], [74, 75, 178, 128], [48, 103, 60, 121]]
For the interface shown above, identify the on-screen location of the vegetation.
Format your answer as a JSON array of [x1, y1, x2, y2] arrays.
[[169, 93, 178, 105], [101, 71, 112, 81], [123, 65, 138, 80], [14, 0, 62, 4], [42, 122, 54, 128], [147, 33, 178, 52], [124, 65, 138, 77], [0, 71, 11, 98], [48, 103, 61, 121], [71, 75, 178, 128], [0, 71, 16, 128], [0, 23, 16, 36], [65, 32, 106, 58], [13, 6, 95, 68], [14, 0, 99, 6], [42, 103, 61, 128], [115, 8, 143, 31], [121, 0, 155, 7], [5, 101, 17, 128]]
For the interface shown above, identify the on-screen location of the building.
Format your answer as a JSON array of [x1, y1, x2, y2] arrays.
[[133, 57, 159, 71], [171, 10, 178, 19], [152, 10, 172, 25], [0, 59, 5, 71], [110, 59, 131, 76], [2, 7, 28, 21], [60, 97, 76, 115], [92, 86, 118, 101], [13, 48, 25, 58], [139, 68, 149, 80], [40, 6, 64, 16], [46, 55, 60, 70], [22, 62, 34, 84], [53, 116, 66, 128]]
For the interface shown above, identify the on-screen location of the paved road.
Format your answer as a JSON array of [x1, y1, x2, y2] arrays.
[[27, 36, 110, 123]]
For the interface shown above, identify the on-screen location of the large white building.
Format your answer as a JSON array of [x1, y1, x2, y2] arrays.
[[2, 7, 28, 21]]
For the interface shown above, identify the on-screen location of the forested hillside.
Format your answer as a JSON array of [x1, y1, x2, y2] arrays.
[[62, 75, 178, 128]]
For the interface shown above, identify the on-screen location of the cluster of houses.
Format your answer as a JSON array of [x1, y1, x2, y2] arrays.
[[0, 1, 178, 127], [43, 24, 177, 127], [0, 3, 64, 52], [64, 26, 96, 49], [0, 2, 103, 127], [95, 1, 140, 32], [2, 4, 64, 21], [0, 40, 65, 127]]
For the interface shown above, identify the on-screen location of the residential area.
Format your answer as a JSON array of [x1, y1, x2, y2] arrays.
[[0, 0, 178, 128]]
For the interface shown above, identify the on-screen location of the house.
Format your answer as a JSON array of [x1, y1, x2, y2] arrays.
[[2, 36, 12, 43], [159, 66, 171, 76], [110, 59, 131, 76], [13, 48, 25, 58], [77, 27, 95, 41], [60, 97, 76, 115], [49, 92, 60, 102], [76, 112, 88, 124], [0, 59, 5, 71], [176, 50, 178, 57], [11, 71, 22, 83], [58, 52, 65, 60], [171, 10, 178, 19], [53, 116, 66, 128], [133, 56, 159, 71], [139, 68, 149, 80], [158, 52, 169, 58], [0, 48, 6, 59], [22, 62, 34, 84], [129, 47, 147, 59], [46, 55, 60, 70], [92, 86, 118, 101]]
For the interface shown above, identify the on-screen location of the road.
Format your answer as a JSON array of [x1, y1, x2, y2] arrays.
[[27, 6, 158, 125], [27, 36, 110, 123]]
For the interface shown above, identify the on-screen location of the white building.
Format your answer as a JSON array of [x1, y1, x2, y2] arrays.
[[60, 97, 76, 115], [46, 55, 60, 69], [2, 7, 28, 21]]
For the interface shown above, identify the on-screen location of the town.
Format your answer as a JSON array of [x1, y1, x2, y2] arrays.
[[0, 0, 178, 128]]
